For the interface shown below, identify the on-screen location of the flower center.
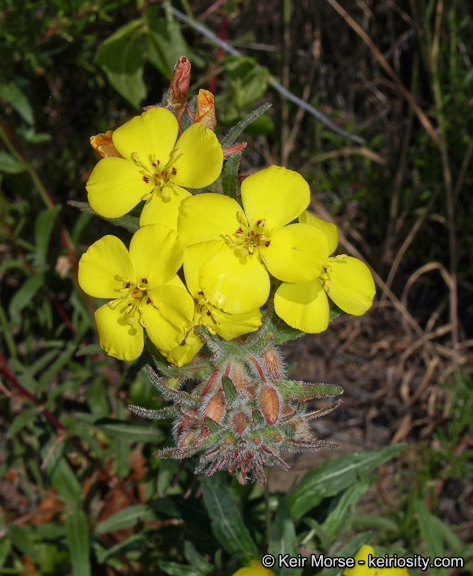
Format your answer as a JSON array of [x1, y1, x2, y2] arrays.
[[133, 148, 182, 201], [194, 291, 220, 334], [225, 214, 271, 258], [108, 276, 159, 328]]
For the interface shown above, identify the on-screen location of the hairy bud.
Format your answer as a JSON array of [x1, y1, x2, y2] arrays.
[[259, 385, 280, 425], [195, 89, 217, 130]]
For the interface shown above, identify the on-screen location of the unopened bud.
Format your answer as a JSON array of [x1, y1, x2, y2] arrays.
[[167, 56, 191, 109], [90, 131, 122, 159], [232, 411, 249, 435], [259, 385, 280, 425], [177, 428, 198, 449], [203, 390, 225, 423], [260, 345, 284, 379], [194, 89, 217, 130]]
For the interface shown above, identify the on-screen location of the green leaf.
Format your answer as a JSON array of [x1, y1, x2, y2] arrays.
[[9, 273, 44, 325], [318, 532, 373, 576], [95, 504, 154, 534], [275, 380, 343, 402], [42, 439, 83, 504], [272, 323, 304, 344], [68, 200, 140, 233], [8, 524, 41, 565], [415, 499, 448, 576], [287, 444, 406, 521], [96, 19, 146, 109], [158, 561, 202, 576], [221, 102, 272, 146], [322, 482, 369, 543], [183, 540, 214, 575], [201, 474, 258, 559], [0, 150, 25, 174], [222, 151, 242, 201], [0, 82, 34, 124], [145, 19, 193, 79], [0, 535, 11, 569], [33, 205, 61, 269], [269, 497, 302, 576], [65, 510, 91, 576], [93, 417, 165, 443]]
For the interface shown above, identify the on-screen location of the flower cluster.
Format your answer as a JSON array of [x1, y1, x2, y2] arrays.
[[78, 57, 376, 484]]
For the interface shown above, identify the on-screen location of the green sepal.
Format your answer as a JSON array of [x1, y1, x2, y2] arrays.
[[274, 380, 343, 402], [128, 404, 178, 420], [146, 365, 202, 405], [222, 150, 242, 201], [222, 376, 238, 404], [204, 417, 223, 433]]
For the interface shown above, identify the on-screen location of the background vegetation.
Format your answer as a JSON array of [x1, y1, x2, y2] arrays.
[[0, 0, 472, 574]]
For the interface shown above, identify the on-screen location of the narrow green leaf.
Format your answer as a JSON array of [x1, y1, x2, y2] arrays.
[[222, 376, 238, 403], [95, 533, 147, 563], [183, 540, 214, 575], [322, 482, 369, 543], [221, 102, 272, 146], [222, 152, 241, 200], [273, 323, 304, 344], [0, 150, 25, 174], [8, 524, 41, 565], [415, 499, 448, 576], [42, 439, 83, 504], [0, 82, 34, 124], [318, 532, 373, 576], [93, 417, 165, 443], [33, 205, 61, 269], [0, 535, 11, 569], [96, 20, 146, 108], [288, 444, 406, 521], [95, 504, 154, 534], [303, 518, 330, 551], [269, 497, 302, 576], [65, 510, 90, 576], [67, 201, 140, 233], [158, 561, 202, 576], [201, 474, 258, 559], [9, 273, 44, 324]]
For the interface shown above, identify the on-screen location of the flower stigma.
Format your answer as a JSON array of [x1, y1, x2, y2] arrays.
[[225, 213, 271, 259]]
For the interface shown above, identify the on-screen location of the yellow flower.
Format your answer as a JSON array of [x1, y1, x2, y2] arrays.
[[78, 224, 194, 361], [274, 211, 376, 333], [232, 560, 274, 576], [86, 107, 223, 229], [178, 166, 329, 314], [161, 240, 262, 366], [344, 545, 410, 576]]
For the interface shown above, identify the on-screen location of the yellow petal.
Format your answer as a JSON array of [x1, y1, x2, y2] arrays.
[[325, 256, 376, 315], [139, 184, 191, 229], [112, 107, 178, 164], [199, 246, 270, 314], [274, 280, 330, 333], [161, 331, 204, 367], [183, 240, 224, 297], [95, 303, 144, 361], [261, 223, 328, 283], [145, 285, 195, 351], [210, 306, 262, 340], [232, 560, 273, 576], [241, 166, 310, 231], [129, 225, 185, 288], [299, 210, 339, 255], [78, 235, 135, 298], [87, 157, 152, 218], [179, 193, 243, 246], [172, 123, 223, 188], [343, 545, 375, 576]]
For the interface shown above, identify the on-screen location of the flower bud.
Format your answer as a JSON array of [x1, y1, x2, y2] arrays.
[[167, 56, 191, 109], [203, 390, 225, 423], [232, 411, 249, 435], [260, 345, 284, 379], [89, 131, 122, 159], [194, 89, 217, 130], [259, 385, 280, 425]]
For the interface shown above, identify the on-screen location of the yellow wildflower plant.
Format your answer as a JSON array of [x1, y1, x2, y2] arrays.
[[86, 107, 223, 229], [161, 240, 263, 366], [232, 560, 274, 576], [78, 224, 194, 361], [178, 166, 329, 314], [344, 545, 410, 576], [274, 211, 376, 333]]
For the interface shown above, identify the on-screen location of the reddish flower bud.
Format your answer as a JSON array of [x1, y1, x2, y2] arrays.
[[259, 385, 280, 425], [167, 56, 191, 109], [177, 428, 198, 449], [260, 345, 284, 379], [89, 131, 122, 159], [194, 89, 217, 130], [232, 411, 249, 435], [204, 390, 225, 423]]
